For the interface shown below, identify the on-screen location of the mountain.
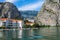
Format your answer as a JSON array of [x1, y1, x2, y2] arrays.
[[0, 2, 21, 19], [20, 11, 38, 20], [37, 0, 60, 26]]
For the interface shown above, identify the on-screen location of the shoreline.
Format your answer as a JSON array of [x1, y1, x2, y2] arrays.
[[0, 28, 38, 30]]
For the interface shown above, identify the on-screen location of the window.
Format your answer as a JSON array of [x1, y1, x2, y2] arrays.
[[3, 22, 6, 26]]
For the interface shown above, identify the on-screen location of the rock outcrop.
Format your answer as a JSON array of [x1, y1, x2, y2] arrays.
[[37, 0, 60, 26], [0, 2, 21, 19]]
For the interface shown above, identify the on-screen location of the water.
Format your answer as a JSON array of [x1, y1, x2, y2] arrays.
[[0, 27, 60, 40]]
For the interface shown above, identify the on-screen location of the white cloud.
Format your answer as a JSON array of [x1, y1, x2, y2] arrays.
[[5, 0, 18, 3], [18, 1, 44, 11]]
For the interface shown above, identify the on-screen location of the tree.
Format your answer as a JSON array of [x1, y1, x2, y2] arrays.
[[32, 23, 40, 28]]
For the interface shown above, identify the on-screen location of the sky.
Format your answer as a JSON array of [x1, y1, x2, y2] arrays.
[[0, 0, 44, 11]]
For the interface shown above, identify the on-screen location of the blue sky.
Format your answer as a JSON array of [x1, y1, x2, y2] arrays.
[[0, 0, 44, 11]]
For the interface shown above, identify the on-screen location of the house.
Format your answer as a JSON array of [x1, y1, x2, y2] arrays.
[[16, 20, 24, 29], [26, 22, 34, 26], [6, 19, 24, 29], [26, 19, 35, 23], [0, 18, 24, 29]]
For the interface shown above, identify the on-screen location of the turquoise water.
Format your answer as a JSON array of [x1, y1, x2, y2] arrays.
[[0, 27, 60, 40]]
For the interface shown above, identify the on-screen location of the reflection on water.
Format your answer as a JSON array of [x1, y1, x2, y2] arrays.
[[18, 29, 22, 38], [0, 27, 60, 40]]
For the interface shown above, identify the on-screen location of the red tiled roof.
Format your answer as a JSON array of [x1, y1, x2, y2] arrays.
[[11, 20, 23, 22], [26, 22, 34, 25], [0, 18, 23, 22], [0, 18, 7, 21]]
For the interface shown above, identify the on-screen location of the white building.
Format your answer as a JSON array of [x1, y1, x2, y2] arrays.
[[26, 19, 35, 23], [6, 19, 24, 29], [0, 18, 24, 29]]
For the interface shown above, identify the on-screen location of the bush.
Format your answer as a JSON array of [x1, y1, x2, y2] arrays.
[[32, 23, 40, 28], [23, 23, 50, 28], [0, 26, 5, 29], [24, 20, 29, 23], [23, 24, 31, 28], [40, 25, 50, 27]]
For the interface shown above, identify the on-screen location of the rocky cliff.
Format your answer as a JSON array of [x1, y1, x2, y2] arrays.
[[37, 0, 60, 26], [0, 2, 21, 19]]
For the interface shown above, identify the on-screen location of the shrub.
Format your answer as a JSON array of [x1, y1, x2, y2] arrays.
[[32, 23, 40, 28], [23, 24, 31, 28]]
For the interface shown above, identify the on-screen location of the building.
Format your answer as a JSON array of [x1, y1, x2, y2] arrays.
[[0, 18, 7, 26], [26, 22, 34, 26], [26, 19, 35, 23], [6, 19, 24, 29], [0, 18, 24, 29]]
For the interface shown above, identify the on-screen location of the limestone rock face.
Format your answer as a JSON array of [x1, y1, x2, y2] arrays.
[[37, 0, 60, 26], [0, 2, 20, 19]]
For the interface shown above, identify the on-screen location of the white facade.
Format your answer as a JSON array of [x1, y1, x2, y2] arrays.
[[27, 19, 35, 23], [6, 19, 24, 28], [0, 20, 3, 27], [0, 18, 24, 28], [17, 21, 24, 28]]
